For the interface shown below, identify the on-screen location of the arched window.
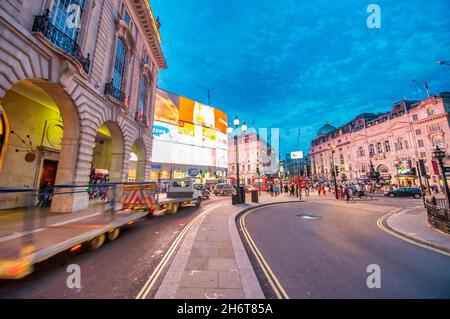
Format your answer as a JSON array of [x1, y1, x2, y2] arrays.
[[384, 140, 391, 152], [427, 107, 435, 116], [112, 38, 126, 91], [377, 142, 383, 154], [50, 0, 85, 41]]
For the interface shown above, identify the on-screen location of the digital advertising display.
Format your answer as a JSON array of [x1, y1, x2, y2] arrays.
[[152, 89, 228, 168]]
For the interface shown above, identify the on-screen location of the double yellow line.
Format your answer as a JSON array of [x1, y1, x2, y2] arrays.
[[136, 204, 219, 299], [239, 208, 289, 299], [377, 213, 450, 257]]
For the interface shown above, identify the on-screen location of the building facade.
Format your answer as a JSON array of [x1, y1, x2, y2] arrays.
[[227, 129, 278, 185], [283, 153, 310, 179], [0, 0, 166, 212], [309, 93, 450, 187]]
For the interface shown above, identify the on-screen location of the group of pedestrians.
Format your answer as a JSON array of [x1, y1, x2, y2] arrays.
[[267, 182, 310, 198]]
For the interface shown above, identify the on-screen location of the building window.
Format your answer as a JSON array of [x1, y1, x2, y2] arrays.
[[420, 152, 426, 159], [415, 129, 421, 135], [377, 142, 383, 154], [50, 0, 85, 41], [384, 140, 391, 152], [123, 11, 131, 25], [137, 75, 147, 117], [339, 154, 344, 165], [431, 135, 445, 148], [112, 38, 126, 90], [427, 107, 435, 116], [358, 146, 365, 158], [231, 165, 234, 171], [361, 164, 367, 172], [248, 165, 251, 171], [429, 124, 441, 132], [398, 137, 408, 150], [417, 139, 424, 148], [412, 114, 419, 121], [369, 144, 375, 157]]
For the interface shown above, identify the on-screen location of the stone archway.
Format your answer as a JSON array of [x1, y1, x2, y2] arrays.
[[91, 121, 125, 183], [0, 79, 81, 212], [377, 164, 389, 173], [128, 138, 146, 182]]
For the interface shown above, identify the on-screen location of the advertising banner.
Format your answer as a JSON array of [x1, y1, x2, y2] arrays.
[[214, 108, 228, 133], [152, 121, 178, 142], [155, 89, 179, 125]]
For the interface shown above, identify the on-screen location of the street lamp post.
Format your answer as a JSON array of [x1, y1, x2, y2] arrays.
[[330, 147, 338, 199], [231, 116, 247, 204], [432, 146, 450, 209]]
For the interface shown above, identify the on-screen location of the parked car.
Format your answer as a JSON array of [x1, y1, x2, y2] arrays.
[[213, 183, 235, 196], [384, 187, 422, 199]]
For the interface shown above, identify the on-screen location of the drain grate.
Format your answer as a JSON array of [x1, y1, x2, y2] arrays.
[[296, 214, 321, 220]]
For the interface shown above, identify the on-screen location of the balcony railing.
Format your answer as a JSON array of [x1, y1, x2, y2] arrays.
[[104, 82, 125, 103], [32, 9, 90, 74]]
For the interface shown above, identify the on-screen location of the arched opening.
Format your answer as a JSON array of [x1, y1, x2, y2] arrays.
[[127, 138, 146, 182], [0, 79, 80, 211], [91, 122, 124, 184]]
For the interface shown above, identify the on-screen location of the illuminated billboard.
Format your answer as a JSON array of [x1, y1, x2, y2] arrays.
[[152, 89, 229, 168], [291, 151, 304, 159], [154, 89, 179, 125], [156, 89, 228, 133]]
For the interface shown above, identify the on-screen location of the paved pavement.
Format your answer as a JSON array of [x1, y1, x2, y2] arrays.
[[241, 201, 450, 298], [386, 207, 450, 251], [154, 193, 298, 299]]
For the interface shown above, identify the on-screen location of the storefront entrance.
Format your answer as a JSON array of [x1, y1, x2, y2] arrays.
[[39, 160, 58, 189]]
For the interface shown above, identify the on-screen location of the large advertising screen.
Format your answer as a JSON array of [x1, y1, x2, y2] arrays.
[[152, 89, 229, 168], [154, 89, 179, 125]]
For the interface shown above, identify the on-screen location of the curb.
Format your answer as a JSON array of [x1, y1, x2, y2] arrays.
[[382, 213, 450, 254]]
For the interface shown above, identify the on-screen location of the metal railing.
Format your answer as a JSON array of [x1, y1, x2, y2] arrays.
[[104, 82, 125, 102], [32, 9, 90, 74], [424, 199, 450, 234]]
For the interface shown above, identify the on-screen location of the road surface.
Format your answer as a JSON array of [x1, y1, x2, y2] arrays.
[[0, 196, 229, 298], [240, 198, 450, 298]]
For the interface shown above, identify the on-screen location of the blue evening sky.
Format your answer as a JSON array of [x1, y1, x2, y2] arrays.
[[151, 0, 450, 156]]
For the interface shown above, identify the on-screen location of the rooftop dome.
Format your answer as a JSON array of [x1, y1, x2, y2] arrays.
[[317, 122, 336, 136]]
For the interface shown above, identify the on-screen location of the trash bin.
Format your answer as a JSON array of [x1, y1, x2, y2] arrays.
[[232, 193, 237, 205], [251, 190, 258, 203], [240, 187, 246, 204]]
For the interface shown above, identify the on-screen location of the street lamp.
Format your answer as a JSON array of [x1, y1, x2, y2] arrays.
[[232, 116, 247, 204], [330, 146, 338, 199], [432, 146, 450, 208]]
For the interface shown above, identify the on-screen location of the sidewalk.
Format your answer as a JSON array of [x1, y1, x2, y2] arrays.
[[386, 207, 450, 252], [154, 193, 301, 299]]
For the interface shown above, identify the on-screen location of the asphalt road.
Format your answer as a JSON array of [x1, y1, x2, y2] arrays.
[[241, 198, 450, 298], [0, 196, 229, 299]]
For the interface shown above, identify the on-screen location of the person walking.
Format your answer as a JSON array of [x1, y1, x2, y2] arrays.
[[344, 184, 351, 202], [284, 184, 289, 195], [305, 185, 310, 197], [269, 184, 274, 196]]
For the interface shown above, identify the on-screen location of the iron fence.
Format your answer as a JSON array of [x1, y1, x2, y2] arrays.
[[424, 200, 450, 234]]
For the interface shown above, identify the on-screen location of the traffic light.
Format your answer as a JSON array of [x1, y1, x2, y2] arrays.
[[335, 165, 340, 175]]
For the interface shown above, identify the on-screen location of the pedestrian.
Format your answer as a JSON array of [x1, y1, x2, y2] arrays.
[[305, 185, 310, 197], [344, 184, 351, 202], [269, 184, 274, 196], [318, 185, 322, 196], [290, 184, 295, 196], [284, 184, 289, 194], [274, 184, 279, 196]]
